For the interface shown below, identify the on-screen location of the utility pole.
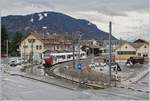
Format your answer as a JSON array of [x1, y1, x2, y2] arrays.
[[72, 33, 75, 84], [23, 41, 26, 62], [72, 33, 75, 68], [109, 21, 112, 86], [6, 40, 9, 69], [77, 33, 84, 63], [92, 46, 94, 63]]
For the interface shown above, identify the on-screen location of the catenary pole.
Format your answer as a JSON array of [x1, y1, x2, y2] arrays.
[[109, 21, 112, 86]]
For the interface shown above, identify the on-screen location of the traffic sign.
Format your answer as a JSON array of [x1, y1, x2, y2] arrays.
[[76, 63, 82, 70]]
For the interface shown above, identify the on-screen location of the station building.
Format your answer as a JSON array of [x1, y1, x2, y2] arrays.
[[19, 31, 72, 62]]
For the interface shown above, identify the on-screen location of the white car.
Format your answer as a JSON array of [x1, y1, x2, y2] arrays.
[[9, 58, 25, 66]]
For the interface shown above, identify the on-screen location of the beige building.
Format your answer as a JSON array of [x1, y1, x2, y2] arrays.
[[19, 32, 72, 61], [115, 39, 149, 60]]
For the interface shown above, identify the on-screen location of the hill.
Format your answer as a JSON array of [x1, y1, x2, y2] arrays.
[[2, 11, 117, 40]]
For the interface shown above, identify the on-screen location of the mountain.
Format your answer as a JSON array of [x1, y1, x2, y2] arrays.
[[2, 11, 117, 40]]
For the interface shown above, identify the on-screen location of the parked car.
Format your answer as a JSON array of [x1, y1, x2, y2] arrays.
[[9, 60, 17, 66], [9, 58, 25, 66], [126, 57, 144, 65]]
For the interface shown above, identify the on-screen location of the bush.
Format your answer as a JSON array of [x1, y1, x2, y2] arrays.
[[59, 67, 111, 83], [20, 64, 33, 72]]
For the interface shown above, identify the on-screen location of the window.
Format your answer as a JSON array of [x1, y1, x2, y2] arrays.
[[117, 51, 136, 55], [125, 46, 128, 48], [39, 45, 42, 50], [36, 45, 38, 50], [145, 46, 147, 48], [138, 53, 141, 56], [23, 45, 28, 48], [57, 45, 59, 49], [56, 55, 66, 59], [67, 55, 72, 59]]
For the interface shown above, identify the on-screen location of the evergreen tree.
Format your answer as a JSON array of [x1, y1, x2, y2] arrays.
[[1, 24, 8, 54], [9, 32, 23, 56]]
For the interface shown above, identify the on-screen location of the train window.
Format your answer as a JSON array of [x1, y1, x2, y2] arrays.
[[67, 55, 73, 58], [62, 55, 65, 59], [57, 55, 65, 59], [81, 53, 84, 57]]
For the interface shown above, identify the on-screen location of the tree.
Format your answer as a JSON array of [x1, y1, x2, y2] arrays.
[[9, 32, 23, 56], [1, 24, 8, 54]]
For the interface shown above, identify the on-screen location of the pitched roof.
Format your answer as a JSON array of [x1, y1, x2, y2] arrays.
[[129, 42, 145, 49], [21, 31, 72, 45], [133, 39, 148, 44], [21, 31, 44, 43]]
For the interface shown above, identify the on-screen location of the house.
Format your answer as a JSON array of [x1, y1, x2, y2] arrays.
[[100, 39, 121, 53], [19, 31, 72, 61], [81, 39, 101, 56], [115, 39, 149, 60]]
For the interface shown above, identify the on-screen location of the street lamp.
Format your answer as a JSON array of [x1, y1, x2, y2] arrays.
[[109, 21, 112, 86]]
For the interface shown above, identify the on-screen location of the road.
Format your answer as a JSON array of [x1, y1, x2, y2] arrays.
[[1, 72, 149, 100], [85, 72, 149, 100], [1, 57, 149, 100], [1, 73, 90, 100], [130, 72, 149, 93]]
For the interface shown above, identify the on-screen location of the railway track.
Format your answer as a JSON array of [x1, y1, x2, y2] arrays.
[[43, 57, 107, 89]]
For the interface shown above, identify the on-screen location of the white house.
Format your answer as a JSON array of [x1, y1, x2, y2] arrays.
[[115, 39, 149, 60], [19, 32, 72, 62]]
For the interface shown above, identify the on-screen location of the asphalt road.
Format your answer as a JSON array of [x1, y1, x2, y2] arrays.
[[1, 72, 149, 100], [1, 57, 149, 100], [130, 72, 149, 93], [1, 73, 90, 100]]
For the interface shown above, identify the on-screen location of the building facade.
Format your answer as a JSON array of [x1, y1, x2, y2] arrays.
[[19, 32, 72, 61], [115, 39, 149, 60]]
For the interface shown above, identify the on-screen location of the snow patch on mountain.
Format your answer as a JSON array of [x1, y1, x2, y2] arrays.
[[24, 26, 30, 31], [88, 22, 92, 25], [30, 18, 34, 23], [38, 14, 44, 21], [44, 13, 47, 17]]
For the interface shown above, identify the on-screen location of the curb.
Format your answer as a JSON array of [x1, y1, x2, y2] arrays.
[[117, 85, 149, 94]]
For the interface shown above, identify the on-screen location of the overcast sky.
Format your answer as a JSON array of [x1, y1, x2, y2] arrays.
[[1, 0, 149, 41]]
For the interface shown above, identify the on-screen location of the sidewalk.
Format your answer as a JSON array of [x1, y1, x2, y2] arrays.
[[118, 69, 149, 87]]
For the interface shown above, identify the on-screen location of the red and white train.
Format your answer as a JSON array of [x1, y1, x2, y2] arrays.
[[43, 51, 87, 67]]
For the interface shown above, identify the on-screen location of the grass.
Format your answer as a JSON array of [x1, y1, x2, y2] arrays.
[[59, 67, 114, 83]]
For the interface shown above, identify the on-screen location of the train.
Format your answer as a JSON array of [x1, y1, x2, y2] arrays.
[[43, 51, 87, 67]]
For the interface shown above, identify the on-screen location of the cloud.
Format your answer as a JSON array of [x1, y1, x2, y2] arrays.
[[0, 0, 149, 41], [1, 0, 148, 16]]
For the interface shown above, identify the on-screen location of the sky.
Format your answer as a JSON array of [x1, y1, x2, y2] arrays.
[[0, 0, 149, 41]]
